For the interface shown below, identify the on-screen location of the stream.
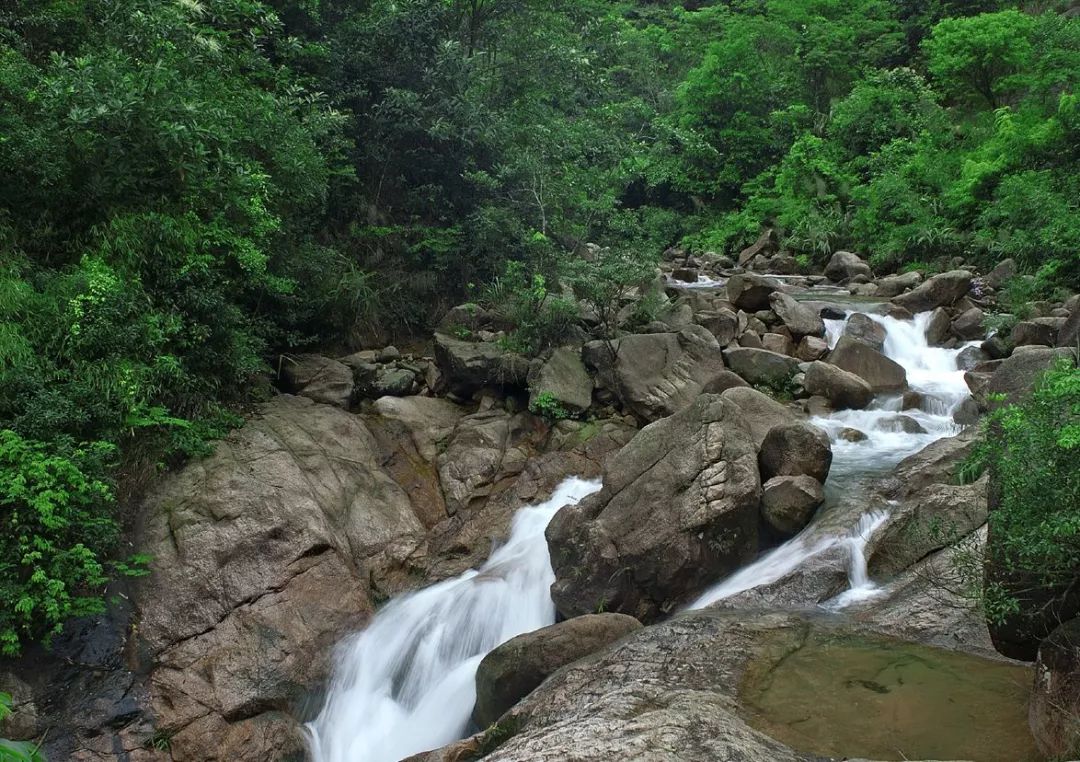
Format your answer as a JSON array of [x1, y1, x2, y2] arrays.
[[307, 305, 977, 762]]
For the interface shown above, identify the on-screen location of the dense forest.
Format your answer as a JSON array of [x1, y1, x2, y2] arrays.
[[0, 0, 1077, 662]]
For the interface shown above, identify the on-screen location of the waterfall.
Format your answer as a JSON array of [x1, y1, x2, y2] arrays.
[[306, 477, 601, 762], [693, 309, 975, 610]]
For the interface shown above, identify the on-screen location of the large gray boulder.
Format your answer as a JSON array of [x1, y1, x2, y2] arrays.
[[528, 346, 593, 414], [803, 361, 873, 409], [824, 251, 872, 283], [584, 325, 726, 423], [473, 614, 642, 728], [722, 347, 801, 387], [971, 345, 1076, 410], [759, 422, 832, 483], [952, 307, 986, 341], [137, 395, 426, 759], [828, 335, 907, 392], [769, 292, 824, 338], [876, 271, 922, 298], [547, 390, 776, 621], [726, 272, 780, 311], [279, 353, 354, 408], [891, 270, 972, 312], [433, 333, 530, 395], [695, 307, 738, 347]]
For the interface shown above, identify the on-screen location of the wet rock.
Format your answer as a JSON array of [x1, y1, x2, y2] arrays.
[[828, 336, 907, 393], [547, 391, 771, 621], [473, 614, 643, 728], [759, 422, 832, 483], [925, 307, 952, 346], [843, 313, 886, 351], [528, 346, 593, 414], [796, 335, 828, 361], [840, 427, 868, 442], [820, 306, 847, 321], [880, 414, 928, 434], [434, 333, 529, 395], [892, 270, 972, 312], [726, 272, 781, 311], [956, 345, 989, 371], [761, 475, 825, 536], [723, 347, 801, 387], [583, 325, 726, 423], [769, 292, 824, 338], [278, 353, 354, 408], [952, 398, 981, 426], [824, 251, 872, 283], [952, 307, 986, 341], [1030, 618, 1080, 759], [803, 361, 873, 410], [981, 333, 1011, 360], [671, 266, 699, 283]]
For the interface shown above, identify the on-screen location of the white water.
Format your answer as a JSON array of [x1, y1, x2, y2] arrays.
[[692, 309, 976, 610], [306, 477, 601, 762]]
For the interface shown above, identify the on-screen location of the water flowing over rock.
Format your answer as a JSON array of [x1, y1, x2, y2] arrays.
[[472, 613, 642, 728], [546, 390, 781, 622], [843, 312, 886, 351]]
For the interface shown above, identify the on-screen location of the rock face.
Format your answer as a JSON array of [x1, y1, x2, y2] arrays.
[[803, 361, 873, 409], [528, 346, 593, 414], [547, 391, 777, 621], [759, 423, 832, 483], [472, 614, 643, 728], [891, 270, 971, 312], [433, 332, 530, 395], [1030, 618, 1080, 760], [723, 347, 801, 387], [769, 292, 824, 338], [824, 250, 871, 282], [1059, 308, 1080, 349], [137, 395, 425, 759], [584, 325, 726, 423], [828, 335, 907, 392], [278, 353, 354, 408], [726, 272, 780, 311], [970, 345, 1075, 410]]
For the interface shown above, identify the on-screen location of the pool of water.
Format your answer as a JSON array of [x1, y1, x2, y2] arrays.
[[741, 630, 1041, 762]]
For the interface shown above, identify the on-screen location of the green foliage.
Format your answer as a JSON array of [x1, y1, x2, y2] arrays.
[[963, 361, 1080, 622], [0, 692, 45, 761], [528, 392, 570, 422], [486, 261, 576, 356]]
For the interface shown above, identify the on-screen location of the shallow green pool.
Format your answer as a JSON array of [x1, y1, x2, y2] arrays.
[[741, 631, 1041, 762]]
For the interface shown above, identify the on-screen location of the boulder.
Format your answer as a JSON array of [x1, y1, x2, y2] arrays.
[[796, 335, 828, 361], [1059, 308, 1080, 350], [824, 251, 872, 283], [876, 271, 922, 298], [761, 475, 825, 536], [528, 346, 594, 414], [722, 347, 801, 388], [843, 313, 886, 351], [952, 307, 986, 341], [1011, 320, 1056, 347], [372, 367, 417, 397], [977, 346, 1075, 409], [759, 422, 832, 483], [803, 361, 873, 410], [891, 270, 972, 312], [278, 354, 354, 408], [671, 266, 698, 283], [1030, 618, 1080, 760], [737, 229, 777, 266], [925, 307, 951, 346], [956, 345, 989, 371], [985, 258, 1017, 290], [828, 336, 907, 393], [769, 292, 824, 338], [547, 391, 769, 621], [583, 325, 726, 423], [726, 273, 780, 311], [136, 395, 426, 757], [695, 308, 738, 346], [738, 331, 763, 348], [473, 614, 643, 728], [879, 414, 928, 434], [434, 333, 529, 395], [761, 332, 794, 356], [839, 427, 868, 442]]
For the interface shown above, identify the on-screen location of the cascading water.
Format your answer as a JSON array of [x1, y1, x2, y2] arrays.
[[693, 309, 977, 610], [306, 477, 601, 762]]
